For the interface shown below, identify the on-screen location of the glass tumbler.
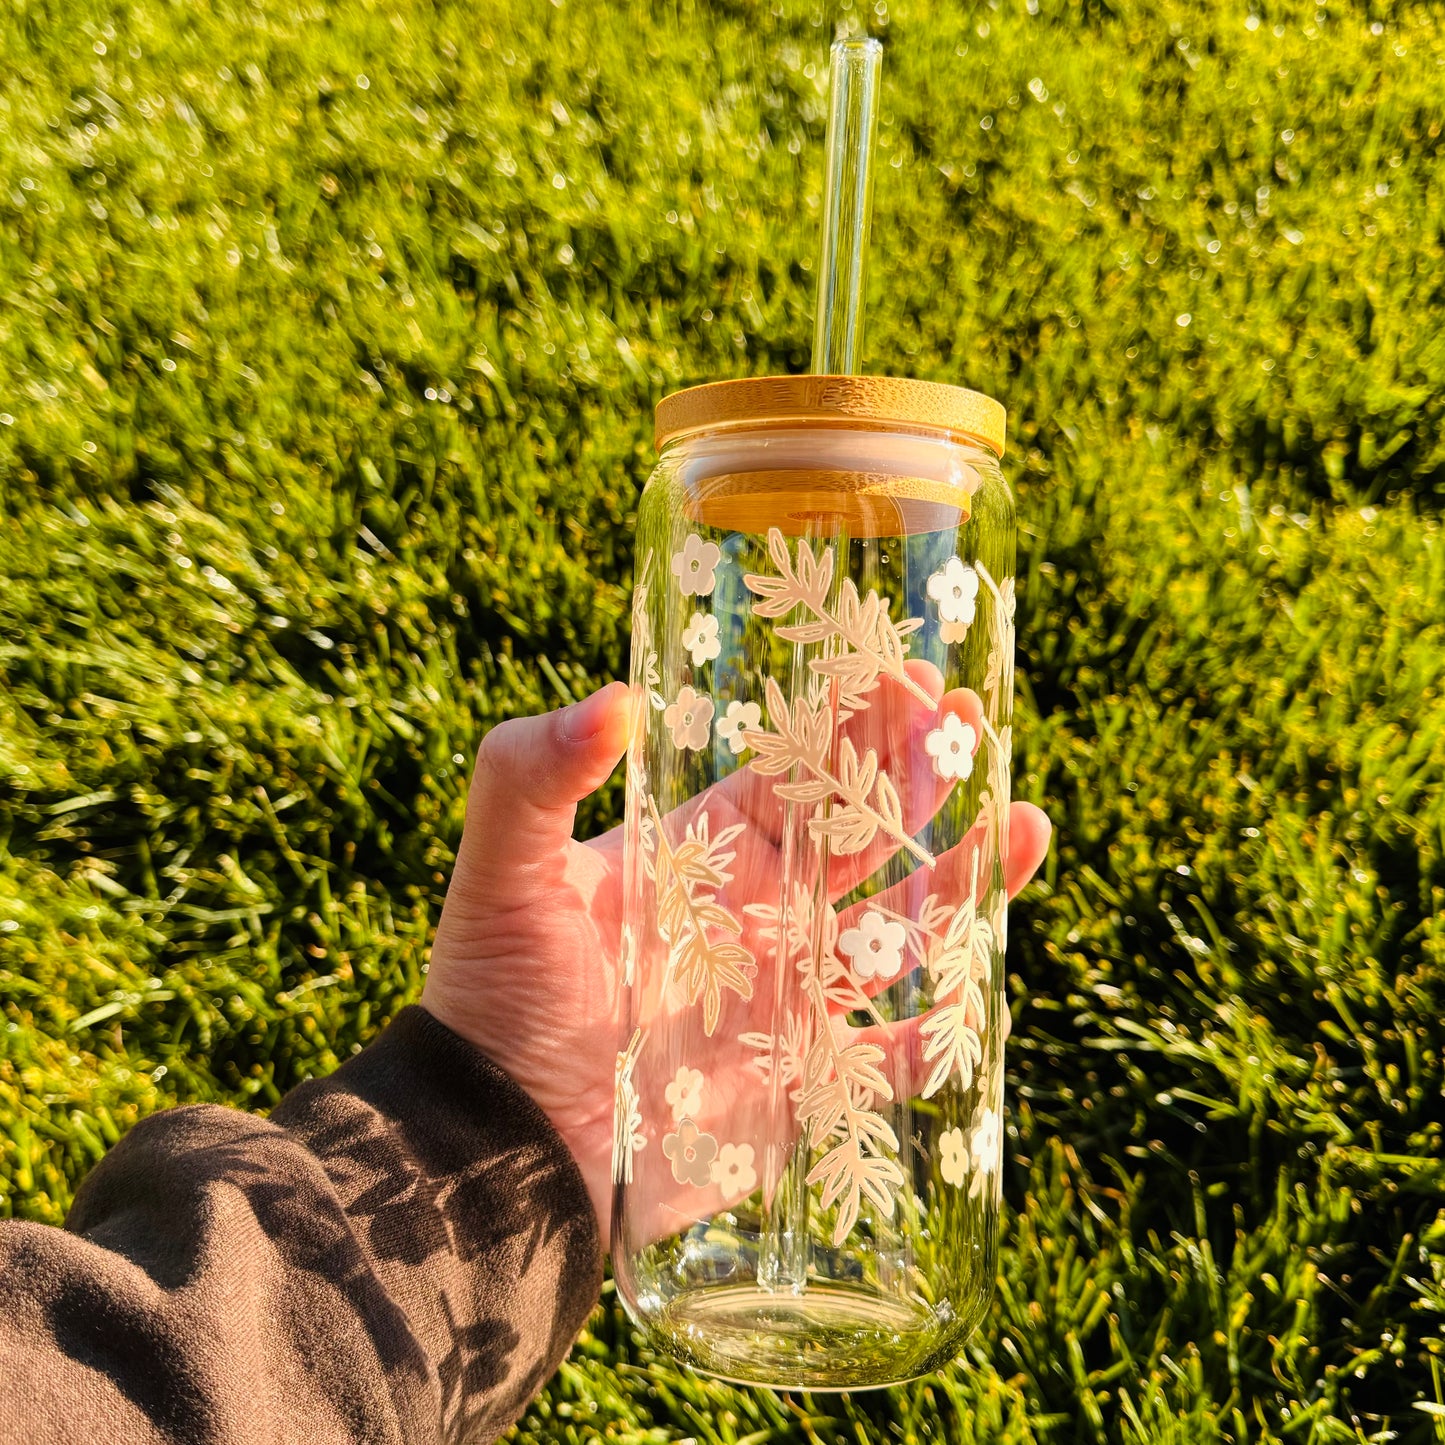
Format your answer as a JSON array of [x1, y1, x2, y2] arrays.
[[612, 376, 1015, 1389]]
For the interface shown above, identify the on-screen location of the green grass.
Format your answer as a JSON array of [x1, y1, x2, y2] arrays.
[[2, 0, 1444, 1437]]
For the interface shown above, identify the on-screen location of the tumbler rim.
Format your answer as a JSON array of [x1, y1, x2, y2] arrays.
[[654, 374, 1006, 458]]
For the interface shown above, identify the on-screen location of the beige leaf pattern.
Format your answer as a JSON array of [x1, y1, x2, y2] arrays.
[[742, 677, 936, 868], [611, 1029, 645, 1185], [630, 550, 667, 712], [744, 528, 931, 718], [975, 560, 1015, 715], [645, 799, 755, 1036], [918, 851, 993, 1099]]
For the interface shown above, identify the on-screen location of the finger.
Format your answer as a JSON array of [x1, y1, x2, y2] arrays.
[[824, 683, 984, 901], [1004, 801, 1051, 899], [452, 681, 631, 900], [836, 797, 1051, 932]]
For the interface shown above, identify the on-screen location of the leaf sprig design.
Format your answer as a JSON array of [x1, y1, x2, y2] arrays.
[[743, 678, 937, 868], [744, 528, 932, 717], [612, 1028, 645, 1185], [799, 1010, 905, 1246], [631, 550, 666, 712], [918, 851, 993, 1099], [643, 799, 755, 1036], [743, 881, 902, 1241], [975, 560, 1015, 716]]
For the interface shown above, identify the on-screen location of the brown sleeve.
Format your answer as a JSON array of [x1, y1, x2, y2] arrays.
[[0, 1005, 604, 1445]]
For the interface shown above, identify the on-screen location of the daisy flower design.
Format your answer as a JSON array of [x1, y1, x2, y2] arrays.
[[681, 611, 721, 665], [715, 699, 761, 756], [924, 712, 977, 781], [710, 1142, 758, 1197], [664, 1065, 705, 1123], [664, 685, 714, 750], [662, 1119, 718, 1188], [671, 533, 723, 597], [927, 556, 979, 644], [838, 909, 907, 983], [967, 1107, 1002, 1201]]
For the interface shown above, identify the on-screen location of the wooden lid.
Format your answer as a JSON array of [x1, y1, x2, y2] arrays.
[[654, 374, 1006, 457]]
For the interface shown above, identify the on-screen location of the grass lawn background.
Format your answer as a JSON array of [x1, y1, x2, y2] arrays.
[[2, 0, 1443, 1438]]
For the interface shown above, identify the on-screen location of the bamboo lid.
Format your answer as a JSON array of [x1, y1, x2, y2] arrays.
[[655, 375, 1005, 537], [654, 374, 1006, 457]]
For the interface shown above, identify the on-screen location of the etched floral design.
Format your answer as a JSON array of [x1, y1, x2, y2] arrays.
[[967, 1106, 1002, 1201], [938, 1125, 967, 1188], [672, 533, 723, 597], [664, 685, 714, 751], [745, 884, 884, 1024], [630, 550, 666, 712], [744, 528, 930, 718], [989, 888, 1009, 959], [612, 1031, 645, 1186], [742, 887, 903, 1243], [919, 852, 993, 1098], [989, 724, 1012, 825], [838, 909, 907, 983], [663, 1118, 718, 1187], [711, 1142, 758, 1197], [643, 801, 755, 1035], [925, 712, 978, 781], [977, 561, 1015, 712], [716, 699, 761, 755], [802, 1029, 904, 1245], [927, 556, 979, 645], [664, 1064, 705, 1122], [746, 677, 936, 867], [620, 517, 1016, 1245], [681, 610, 721, 665]]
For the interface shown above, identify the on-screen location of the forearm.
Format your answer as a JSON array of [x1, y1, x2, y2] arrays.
[[0, 1006, 603, 1445]]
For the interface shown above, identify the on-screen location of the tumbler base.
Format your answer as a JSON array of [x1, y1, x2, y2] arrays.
[[651, 1283, 962, 1391]]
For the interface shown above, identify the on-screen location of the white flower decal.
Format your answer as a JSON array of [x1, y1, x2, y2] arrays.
[[711, 1141, 758, 1197], [838, 909, 907, 983], [927, 556, 979, 644], [681, 610, 721, 665], [967, 1107, 1003, 1200], [715, 699, 761, 755], [663, 1118, 718, 1187], [672, 533, 723, 597], [664, 1064, 705, 1122], [989, 890, 1008, 959], [990, 723, 1012, 819], [939, 1125, 967, 1188], [939, 1108, 1003, 1197], [925, 713, 977, 781], [664, 685, 714, 750]]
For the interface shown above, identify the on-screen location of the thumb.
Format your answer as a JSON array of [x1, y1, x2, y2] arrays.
[[455, 680, 632, 889]]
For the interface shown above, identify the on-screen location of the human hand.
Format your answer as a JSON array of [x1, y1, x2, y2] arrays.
[[422, 676, 1050, 1238]]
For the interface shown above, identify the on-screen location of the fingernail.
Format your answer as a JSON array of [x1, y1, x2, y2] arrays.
[[561, 682, 623, 742]]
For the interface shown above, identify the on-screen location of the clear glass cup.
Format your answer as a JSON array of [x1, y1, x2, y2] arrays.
[[611, 376, 1015, 1389]]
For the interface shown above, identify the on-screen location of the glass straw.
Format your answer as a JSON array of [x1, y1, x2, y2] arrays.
[[760, 36, 886, 1300], [811, 36, 883, 374]]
